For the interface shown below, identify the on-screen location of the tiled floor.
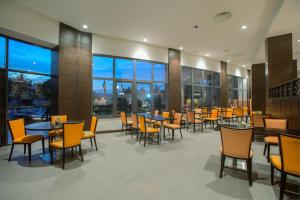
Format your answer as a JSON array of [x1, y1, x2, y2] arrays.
[[0, 125, 299, 200]]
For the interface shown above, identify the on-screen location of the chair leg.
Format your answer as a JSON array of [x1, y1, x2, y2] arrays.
[[42, 138, 45, 153], [24, 144, 26, 154], [62, 148, 65, 169], [267, 144, 270, 162], [279, 172, 286, 200], [28, 144, 32, 162], [180, 129, 182, 139], [8, 144, 14, 162], [93, 136, 98, 151], [246, 158, 253, 186], [144, 133, 147, 147], [157, 132, 160, 145], [219, 154, 225, 178], [48, 138, 51, 152], [172, 129, 174, 141], [193, 123, 195, 132], [263, 143, 267, 155], [79, 145, 84, 161], [71, 147, 74, 157], [271, 164, 274, 185]]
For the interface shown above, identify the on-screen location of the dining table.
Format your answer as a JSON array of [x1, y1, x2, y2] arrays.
[[25, 120, 81, 163]]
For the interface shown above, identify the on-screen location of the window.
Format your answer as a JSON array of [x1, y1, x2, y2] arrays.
[[193, 86, 202, 108], [8, 39, 51, 74], [227, 75, 248, 107], [8, 72, 52, 120], [116, 82, 132, 113], [212, 88, 220, 106], [193, 69, 202, 85], [136, 61, 152, 81], [115, 58, 133, 80], [93, 56, 113, 78], [183, 85, 192, 111], [154, 63, 166, 82], [0, 37, 5, 68], [202, 87, 212, 107], [203, 71, 212, 86], [153, 83, 165, 111], [213, 72, 220, 86], [93, 80, 113, 116], [136, 83, 151, 112], [182, 67, 192, 85]]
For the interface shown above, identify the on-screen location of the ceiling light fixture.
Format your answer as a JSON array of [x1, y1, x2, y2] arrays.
[[205, 53, 210, 57], [227, 60, 231, 63], [143, 38, 148, 42], [241, 25, 247, 30], [179, 46, 183, 50], [298, 39, 300, 42], [82, 24, 88, 29]]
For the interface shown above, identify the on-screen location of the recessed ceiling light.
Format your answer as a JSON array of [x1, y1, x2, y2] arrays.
[[82, 24, 88, 29], [241, 25, 247, 30], [227, 60, 231, 63], [298, 39, 300, 42], [179, 46, 183, 50], [205, 53, 210, 57], [143, 38, 148, 42]]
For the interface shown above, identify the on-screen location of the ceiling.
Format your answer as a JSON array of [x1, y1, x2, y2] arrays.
[[13, 0, 300, 68]]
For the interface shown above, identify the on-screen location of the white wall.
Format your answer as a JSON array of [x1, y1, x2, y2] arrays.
[[181, 52, 221, 72], [227, 64, 248, 78], [92, 34, 168, 63], [0, 0, 59, 47]]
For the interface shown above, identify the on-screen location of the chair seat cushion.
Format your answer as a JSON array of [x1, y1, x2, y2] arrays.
[[82, 131, 95, 139], [220, 146, 253, 159], [270, 155, 281, 170], [13, 135, 43, 144], [48, 129, 63, 137], [141, 127, 159, 133], [264, 136, 278, 145], [50, 139, 63, 149], [163, 123, 181, 129]]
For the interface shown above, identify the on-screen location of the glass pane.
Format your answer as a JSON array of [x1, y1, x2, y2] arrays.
[[183, 85, 192, 111], [213, 72, 220, 86], [243, 78, 247, 90], [233, 90, 238, 107], [193, 69, 202, 85], [193, 86, 202, 108], [136, 83, 151, 112], [232, 76, 238, 88], [116, 82, 132, 113], [212, 88, 220, 106], [115, 58, 133, 80], [93, 56, 113, 78], [203, 71, 212, 86], [8, 39, 51, 74], [182, 67, 192, 85], [202, 87, 212, 107], [243, 90, 247, 107], [154, 63, 166, 82], [0, 37, 5, 68], [238, 90, 243, 106], [8, 72, 52, 119], [228, 89, 232, 106], [153, 83, 165, 111], [136, 61, 152, 81], [238, 77, 243, 89], [93, 79, 113, 116], [227, 75, 232, 88]]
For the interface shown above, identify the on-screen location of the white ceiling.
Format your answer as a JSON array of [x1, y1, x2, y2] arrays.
[[13, 0, 300, 67]]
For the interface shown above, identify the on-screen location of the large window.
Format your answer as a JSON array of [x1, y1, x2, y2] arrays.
[[8, 39, 51, 74], [92, 55, 167, 116], [227, 75, 248, 107], [0, 37, 5, 68], [182, 66, 220, 110]]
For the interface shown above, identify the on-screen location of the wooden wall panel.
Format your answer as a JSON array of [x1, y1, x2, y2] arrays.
[[220, 61, 228, 107], [251, 63, 266, 113], [58, 23, 92, 128], [168, 48, 181, 112]]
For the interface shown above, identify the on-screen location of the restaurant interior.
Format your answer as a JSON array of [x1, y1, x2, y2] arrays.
[[0, 0, 299, 199]]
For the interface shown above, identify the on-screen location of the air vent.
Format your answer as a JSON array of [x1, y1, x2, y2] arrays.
[[213, 11, 232, 22]]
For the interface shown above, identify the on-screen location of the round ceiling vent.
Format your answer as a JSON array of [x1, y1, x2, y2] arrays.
[[213, 11, 232, 22]]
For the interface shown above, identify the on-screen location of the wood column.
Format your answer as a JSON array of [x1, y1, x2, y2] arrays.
[[251, 63, 266, 114], [220, 61, 227, 107], [58, 23, 92, 128], [168, 48, 181, 112]]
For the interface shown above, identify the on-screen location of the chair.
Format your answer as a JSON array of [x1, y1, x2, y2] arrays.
[[154, 111, 169, 127], [120, 112, 133, 135], [81, 116, 98, 151], [235, 108, 244, 123], [264, 119, 287, 162], [50, 121, 85, 169], [163, 113, 183, 140], [131, 113, 139, 140], [252, 114, 265, 128], [204, 109, 219, 128], [8, 118, 45, 162], [219, 127, 254, 186], [243, 107, 249, 122], [270, 135, 300, 200], [222, 108, 234, 124], [138, 116, 160, 147], [49, 115, 67, 141], [186, 111, 203, 132]]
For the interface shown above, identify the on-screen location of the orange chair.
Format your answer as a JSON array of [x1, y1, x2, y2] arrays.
[[186, 111, 203, 132], [235, 107, 244, 123], [48, 115, 67, 144], [264, 119, 287, 162], [138, 116, 160, 147], [153, 111, 170, 127], [219, 127, 254, 186], [270, 135, 300, 200], [8, 118, 45, 162], [222, 108, 234, 124], [50, 121, 85, 169], [131, 113, 139, 140], [163, 113, 183, 140], [120, 112, 133, 135], [252, 114, 265, 128], [203, 109, 219, 128], [81, 116, 98, 151]]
